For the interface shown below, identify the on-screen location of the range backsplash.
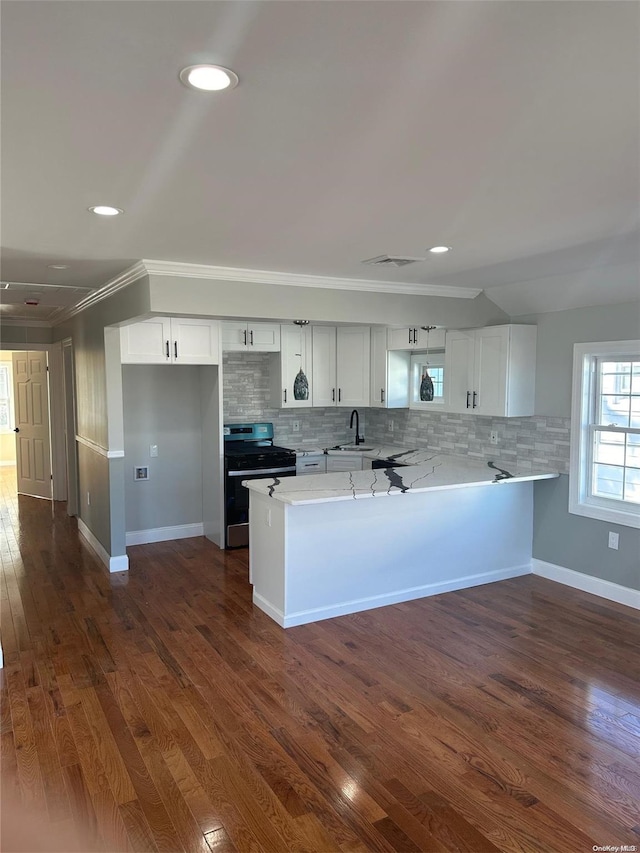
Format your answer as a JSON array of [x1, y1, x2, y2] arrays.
[[223, 352, 362, 447], [223, 352, 570, 473]]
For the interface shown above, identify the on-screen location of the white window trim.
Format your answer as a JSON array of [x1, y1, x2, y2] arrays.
[[569, 339, 640, 529]]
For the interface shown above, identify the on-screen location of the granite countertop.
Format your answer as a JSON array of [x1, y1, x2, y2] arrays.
[[244, 451, 559, 506]]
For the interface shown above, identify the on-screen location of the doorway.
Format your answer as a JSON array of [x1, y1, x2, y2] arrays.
[[0, 343, 75, 507]]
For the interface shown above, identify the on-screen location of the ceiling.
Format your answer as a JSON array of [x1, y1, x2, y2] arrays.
[[1, 0, 638, 325]]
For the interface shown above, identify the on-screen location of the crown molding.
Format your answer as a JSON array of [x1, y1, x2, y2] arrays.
[[141, 259, 482, 299], [0, 317, 55, 328], [46, 256, 482, 326], [53, 261, 149, 325]]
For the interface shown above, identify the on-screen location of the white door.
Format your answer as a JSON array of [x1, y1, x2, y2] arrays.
[[171, 319, 220, 365], [248, 323, 281, 351], [336, 326, 370, 407], [311, 326, 337, 407], [444, 330, 475, 413], [473, 326, 509, 416], [13, 351, 52, 499]]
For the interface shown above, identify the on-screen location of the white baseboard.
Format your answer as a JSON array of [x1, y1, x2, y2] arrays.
[[126, 522, 204, 546], [0, 461, 16, 467], [532, 559, 640, 610], [255, 564, 532, 629], [78, 518, 129, 574]]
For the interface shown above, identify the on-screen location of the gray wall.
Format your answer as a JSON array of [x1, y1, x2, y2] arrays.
[[0, 325, 53, 344], [516, 300, 640, 591], [123, 364, 204, 532], [150, 274, 509, 329]]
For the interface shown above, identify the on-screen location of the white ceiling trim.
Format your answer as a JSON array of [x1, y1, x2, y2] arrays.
[[54, 261, 149, 325], [49, 256, 482, 327], [0, 317, 56, 328], [141, 259, 483, 299]]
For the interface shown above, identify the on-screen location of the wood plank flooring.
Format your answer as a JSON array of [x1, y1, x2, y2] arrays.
[[1, 466, 639, 852]]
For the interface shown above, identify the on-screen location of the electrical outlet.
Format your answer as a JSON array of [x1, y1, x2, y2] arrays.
[[150, 444, 158, 457], [389, 419, 394, 432], [608, 531, 619, 550], [292, 420, 300, 432], [490, 431, 498, 445], [265, 509, 272, 527]]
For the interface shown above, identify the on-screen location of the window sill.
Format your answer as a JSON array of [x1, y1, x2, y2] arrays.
[[568, 497, 640, 529]]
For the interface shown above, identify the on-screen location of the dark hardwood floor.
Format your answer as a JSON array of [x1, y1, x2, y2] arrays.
[[1, 466, 639, 852]]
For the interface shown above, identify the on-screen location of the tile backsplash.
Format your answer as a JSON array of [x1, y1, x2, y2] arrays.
[[223, 352, 361, 447], [223, 352, 570, 472]]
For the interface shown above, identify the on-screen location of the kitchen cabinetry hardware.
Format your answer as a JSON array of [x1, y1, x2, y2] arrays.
[[243, 329, 247, 346], [381, 389, 385, 403], [250, 330, 254, 345], [174, 341, 178, 359], [466, 391, 471, 408], [473, 391, 478, 408], [284, 389, 287, 402], [165, 341, 170, 359]]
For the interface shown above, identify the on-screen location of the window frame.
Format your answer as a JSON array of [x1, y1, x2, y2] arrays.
[[409, 350, 446, 411], [569, 339, 640, 529]]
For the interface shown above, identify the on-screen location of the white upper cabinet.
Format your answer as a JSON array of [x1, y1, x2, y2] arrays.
[[312, 326, 371, 407], [270, 324, 313, 408], [445, 325, 537, 417], [221, 321, 280, 351], [387, 327, 446, 351], [120, 318, 220, 365], [370, 326, 410, 409], [311, 326, 338, 406]]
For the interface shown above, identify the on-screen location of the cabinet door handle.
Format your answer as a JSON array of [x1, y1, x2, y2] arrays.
[[250, 330, 254, 346], [381, 388, 385, 403], [409, 329, 413, 345], [338, 388, 341, 402], [473, 391, 478, 408], [174, 341, 178, 359], [332, 389, 335, 402], [284, 389, 287, 403], [243, 329, 247, 346], [466, 391, 471, 408], [165, 341, 170, 359]]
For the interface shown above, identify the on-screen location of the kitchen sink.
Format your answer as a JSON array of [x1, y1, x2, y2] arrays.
[[331, 445, 374, 452]]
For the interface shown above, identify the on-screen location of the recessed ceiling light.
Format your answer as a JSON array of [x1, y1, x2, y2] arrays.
[[47, 264, 69, 270], [179, 64, 239, 92], [89, 205, 123, 216], [428, 246, 451, 254]]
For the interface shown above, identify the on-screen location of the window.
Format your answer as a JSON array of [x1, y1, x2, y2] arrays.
[[0, 364, 12, 432], [410, 351, 446, 408], [569, 340, 640, 528]]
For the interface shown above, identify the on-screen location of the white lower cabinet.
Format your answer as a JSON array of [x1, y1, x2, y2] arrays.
[[120, 317, 220, 365], [325, 454, 364, 472], [296, 455, 326, 475], [312, 326, 370, 407], [270, 324, 313, 408], [445, 324, 536, 417]]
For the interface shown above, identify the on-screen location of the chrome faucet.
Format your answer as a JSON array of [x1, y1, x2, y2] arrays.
[[349, 409, 361, 445]]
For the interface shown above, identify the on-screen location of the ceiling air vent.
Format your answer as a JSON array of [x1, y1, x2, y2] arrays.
[[362, 255, 424, 268]]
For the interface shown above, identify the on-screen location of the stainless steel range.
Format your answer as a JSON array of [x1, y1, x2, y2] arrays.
[[224, 423, 296, 548]]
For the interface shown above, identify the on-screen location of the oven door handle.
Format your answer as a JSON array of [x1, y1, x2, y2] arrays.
[[226, 466, 297, 477]]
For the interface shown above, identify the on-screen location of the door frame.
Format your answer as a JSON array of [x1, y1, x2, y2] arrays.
[[62, 339, 79, 515], [0, 342, 68, 502]]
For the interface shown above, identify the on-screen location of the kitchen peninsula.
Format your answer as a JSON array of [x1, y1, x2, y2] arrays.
[[245, 452, 558, 627]]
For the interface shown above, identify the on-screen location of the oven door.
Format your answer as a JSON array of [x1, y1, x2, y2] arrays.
[[225, 466, 296, 548]]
